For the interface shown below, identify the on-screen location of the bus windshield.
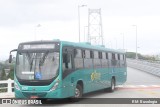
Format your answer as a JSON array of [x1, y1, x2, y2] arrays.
[[16, 51, 59, 80]]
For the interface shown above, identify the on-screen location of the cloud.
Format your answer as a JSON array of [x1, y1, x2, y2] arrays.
[[0, 0, 79, 26], [1, 0, 160, 60], [1, 0, 160, 27]]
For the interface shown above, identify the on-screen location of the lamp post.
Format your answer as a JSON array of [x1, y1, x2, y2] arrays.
[[113, 38, 117, 49], [34, 24, 41, 40], [132, 25, 138, 60], [78, 5, 87, 42], [120, 33, 125, 50], [84, 26, 88, 42], [107, 41, 112, 48]]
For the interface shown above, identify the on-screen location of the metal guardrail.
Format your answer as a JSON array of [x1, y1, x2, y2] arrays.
[[0, 78, 14, 94], [127, 59, 160, 77]]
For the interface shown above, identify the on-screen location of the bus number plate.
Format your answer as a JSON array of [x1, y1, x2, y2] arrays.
[[30, 96, 38, 98]]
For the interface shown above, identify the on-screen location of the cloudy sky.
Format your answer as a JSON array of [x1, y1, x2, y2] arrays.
[[0, 0, 160, 60]]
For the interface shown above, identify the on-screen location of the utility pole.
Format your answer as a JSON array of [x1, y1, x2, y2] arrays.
[[78, 5, 87, 42], [132, 25, 138, 60]]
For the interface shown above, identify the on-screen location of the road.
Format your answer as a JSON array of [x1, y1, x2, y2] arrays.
[[3, 67, 160, 107]]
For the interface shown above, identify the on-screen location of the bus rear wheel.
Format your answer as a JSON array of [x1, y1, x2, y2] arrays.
[[109, 78, 115, 92]]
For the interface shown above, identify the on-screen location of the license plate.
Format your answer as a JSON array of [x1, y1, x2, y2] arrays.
[[30, 96, 38, 98]]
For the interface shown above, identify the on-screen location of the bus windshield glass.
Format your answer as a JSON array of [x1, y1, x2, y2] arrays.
[[16, 51, 59, 80]]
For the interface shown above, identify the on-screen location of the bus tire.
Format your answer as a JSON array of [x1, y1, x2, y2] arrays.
[[109, 78, 115, 92], [71, 84, 83, 102]]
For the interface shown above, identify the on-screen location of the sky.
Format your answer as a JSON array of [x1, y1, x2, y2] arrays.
[[0, 0, 160, 60]]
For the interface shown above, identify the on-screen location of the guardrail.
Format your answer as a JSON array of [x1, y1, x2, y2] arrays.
[[127, 59, 160, 77], [0, 78, 14, 94]]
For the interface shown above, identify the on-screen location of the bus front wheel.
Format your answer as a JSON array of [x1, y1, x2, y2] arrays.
[[74, 84, 82, 98], [71, 84, 82, 102]]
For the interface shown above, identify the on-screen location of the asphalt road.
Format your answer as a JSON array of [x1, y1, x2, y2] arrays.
[[3, 67, 160, 107], [126, 67, 160, 85]]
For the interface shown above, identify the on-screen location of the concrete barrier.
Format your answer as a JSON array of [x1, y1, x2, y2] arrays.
[[0, 78, 14, 98], [127, 59, 160, 77]]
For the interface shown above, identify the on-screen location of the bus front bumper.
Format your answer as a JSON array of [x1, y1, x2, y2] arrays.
[[15, 88, 62, 99]]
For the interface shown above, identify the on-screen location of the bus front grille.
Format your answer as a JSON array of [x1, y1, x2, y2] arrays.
[[22, 92, 47, 98]]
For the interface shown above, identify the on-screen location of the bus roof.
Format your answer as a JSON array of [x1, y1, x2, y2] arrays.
[[19, 40, 125, 54], [60, 41, 125, 54]]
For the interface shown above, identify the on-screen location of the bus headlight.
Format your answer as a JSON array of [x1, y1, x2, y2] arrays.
[[50, 82, 59, 91], [14, 82, 20, 90]]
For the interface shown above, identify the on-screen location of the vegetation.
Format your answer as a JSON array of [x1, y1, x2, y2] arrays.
[[0, 59, 14, 80], [126, 52, 144, 59], [126, 52, 159, 61]]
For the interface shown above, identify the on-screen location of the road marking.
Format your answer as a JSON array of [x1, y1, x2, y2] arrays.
[[127, 85, 136, 88], [137, 90, 160, 97], [116, 85, 160, 89], [151, 85, 160, 87], [138, 85, 147, 87], [116, 85, 123, 88]]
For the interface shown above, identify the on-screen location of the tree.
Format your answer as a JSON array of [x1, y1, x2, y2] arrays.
[[1, 68, 7, 80], [7, 64, 14, 80]]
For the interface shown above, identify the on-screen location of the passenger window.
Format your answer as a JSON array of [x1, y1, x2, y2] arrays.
[[123, 55, 125, 60], [106, 52, 108, 59], [102, 52, 106, 59], [98, 52, 102, 59], [112, 53, 115, 60], [84, 50, 93, 68], [74, 49, 82, 58], [82, 50, 85, 58], [74, 49, 83, 69], [90, 51, 94, 58], [118, 54, 120, 60]]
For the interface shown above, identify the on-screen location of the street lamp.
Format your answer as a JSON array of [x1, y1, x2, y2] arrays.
[[107, 41, 112, 48], [78, 5, 87, 42], [132, 25, 138, 60], [34, 24, 41, 40], [84, 26, 88, 42], [120, 33, 125, 50]]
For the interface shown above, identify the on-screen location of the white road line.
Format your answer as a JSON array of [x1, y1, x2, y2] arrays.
[[125, 85, 136, 88], [151, 85, 160, 87], [138, 85, 147, 87], [116, 85, 123, 88], [116, 85, 160, 88]]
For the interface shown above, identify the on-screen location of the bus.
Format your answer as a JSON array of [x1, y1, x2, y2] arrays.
[[9, 40, 127, 99]]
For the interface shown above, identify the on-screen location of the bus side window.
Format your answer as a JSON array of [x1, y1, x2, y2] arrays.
[[74, 49, 83, 69]]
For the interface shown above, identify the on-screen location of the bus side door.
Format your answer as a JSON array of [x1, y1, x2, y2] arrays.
[[62, 47, 75, 97]]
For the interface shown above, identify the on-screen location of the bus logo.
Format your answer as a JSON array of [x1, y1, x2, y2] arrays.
[[91, 71, 101, 81]]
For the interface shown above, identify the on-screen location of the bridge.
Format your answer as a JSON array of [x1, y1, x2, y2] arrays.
[[0, 59, 160, 106]]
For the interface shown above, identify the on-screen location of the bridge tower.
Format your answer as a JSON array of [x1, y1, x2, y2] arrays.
[[88, 8, 104, 45]]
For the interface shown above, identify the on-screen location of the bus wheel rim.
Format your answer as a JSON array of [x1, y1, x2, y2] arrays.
[[112, 80, 115, 90], [75, 88, 80, 98]]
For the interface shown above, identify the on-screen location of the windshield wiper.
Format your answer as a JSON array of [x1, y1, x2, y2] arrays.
[[39, 51, 49, 66], [29, 53, 34, 71], [25, 51, 33, 71]]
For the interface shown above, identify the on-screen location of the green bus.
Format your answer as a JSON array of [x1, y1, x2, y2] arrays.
[[9, 40, 127, 99]]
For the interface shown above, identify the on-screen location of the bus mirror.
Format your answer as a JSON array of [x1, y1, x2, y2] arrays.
[[9, 54, 12, 63], [9, 49, 17, 63]]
